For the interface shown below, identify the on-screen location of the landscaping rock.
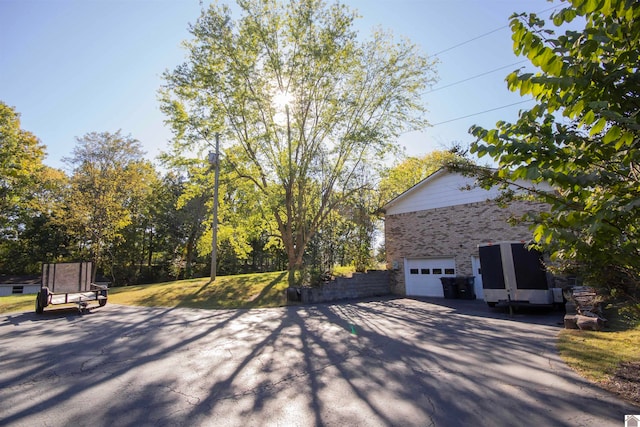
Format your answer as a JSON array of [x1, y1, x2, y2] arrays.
[[564, 314, 579, 329], [576, 314, 604, 331]]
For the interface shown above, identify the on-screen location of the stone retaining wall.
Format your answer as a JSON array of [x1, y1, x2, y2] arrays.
[[286, 270, 390, 304]]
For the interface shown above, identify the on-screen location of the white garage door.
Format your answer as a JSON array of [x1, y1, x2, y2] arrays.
[[405, 258, 456, 297]]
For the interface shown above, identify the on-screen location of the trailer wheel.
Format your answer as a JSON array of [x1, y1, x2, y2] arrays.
[[40, 287, 49, 307], [99, 298, 107, 307], [35, 292, 44, 314], [487, 302, 497, 308]]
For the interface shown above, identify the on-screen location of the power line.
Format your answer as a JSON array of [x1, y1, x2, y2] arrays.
[[433, 26, 508, 57], [431, 99, 534, 126], [426, 4, 566, 127], [432, 3, 566, 57], [426, 60, 528, 94]]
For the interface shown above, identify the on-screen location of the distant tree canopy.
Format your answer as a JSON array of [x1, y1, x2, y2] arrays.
[[0, 100, 395, 283], [160, 0, 436, 285], [470, 0, 640, 315], [0, 102, 66, 274], [0, 102, 46, 240], [62, 131, 157, 282]]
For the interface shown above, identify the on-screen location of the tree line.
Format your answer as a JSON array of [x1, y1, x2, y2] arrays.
[[1, 101, 458, 285]]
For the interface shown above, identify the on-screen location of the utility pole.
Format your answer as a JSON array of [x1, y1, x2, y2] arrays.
[[209, 133, 220, 281]]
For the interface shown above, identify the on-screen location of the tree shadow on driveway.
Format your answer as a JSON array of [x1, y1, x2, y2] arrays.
[[0, 298, 637, 426]]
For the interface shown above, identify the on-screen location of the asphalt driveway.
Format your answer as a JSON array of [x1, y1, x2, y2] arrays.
[[0, 297, 638, 426]]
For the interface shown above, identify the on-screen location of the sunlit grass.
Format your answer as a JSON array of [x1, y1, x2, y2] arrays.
[[0, 271, 290, 314], [331, 265, 356, 277], [0, 294, 34, 314], [108, 270, 289, 309], [558, 307, 640, 382]]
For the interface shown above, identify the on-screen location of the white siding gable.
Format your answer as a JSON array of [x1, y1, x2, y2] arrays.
[[383, 169, 551, 215]]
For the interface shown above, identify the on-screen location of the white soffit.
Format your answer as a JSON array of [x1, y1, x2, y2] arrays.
[[383, 169, 550, 215]]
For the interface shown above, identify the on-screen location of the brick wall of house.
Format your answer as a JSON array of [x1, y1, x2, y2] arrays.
[[385, 199, 548, 295]]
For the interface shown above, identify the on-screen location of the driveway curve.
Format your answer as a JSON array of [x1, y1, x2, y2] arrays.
[[1, 297, 638, 426]]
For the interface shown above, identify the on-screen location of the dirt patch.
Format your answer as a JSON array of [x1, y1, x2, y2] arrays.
[[602, 362, 640, 405]]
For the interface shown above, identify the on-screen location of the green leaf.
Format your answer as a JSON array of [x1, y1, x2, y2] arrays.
[[601, 0, 613, 15], [553, 12, 564, 26], [564, 8, 577, 22], [584, 0, 602, 14], [590, 117, 607, 135], [582, 109, 596, 125], [566, 99, 585, 119], [581, 39, 599, 57], [603, 125, 621, 144], [617, 131, 634, 148], [547, 56, 564, 75], [506, 71, 521, 91], [486, 129, 499, 144]]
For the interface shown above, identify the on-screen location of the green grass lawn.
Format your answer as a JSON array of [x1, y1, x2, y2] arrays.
[[0, 293, 36, 314], [558, 307, 640, 380], [558, 306, 639, 404], [108, 270, 289, 309], [0, 270, 290, 314]]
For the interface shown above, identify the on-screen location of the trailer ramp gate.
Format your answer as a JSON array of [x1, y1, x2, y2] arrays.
[[36, 262, 107, 314]]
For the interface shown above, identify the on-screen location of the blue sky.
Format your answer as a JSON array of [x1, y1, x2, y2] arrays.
[[0, 0, 559, 170]]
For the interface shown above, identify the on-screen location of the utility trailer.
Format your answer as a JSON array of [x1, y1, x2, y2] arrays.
[[35, 262, 108, 314], [478, 242, 563, 308]]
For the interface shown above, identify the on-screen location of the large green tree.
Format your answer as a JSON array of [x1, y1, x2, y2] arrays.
[[470, 0, 640, 314], [0, 102, 69, 274], [139, 171, 209, 281], [158, 152, 269, 279], [0, 166, 71, 274], [63, 131, 156, 282], [0, 102, 46, 240], [160, 0, 435, 285], [110, 163, 160, 284]]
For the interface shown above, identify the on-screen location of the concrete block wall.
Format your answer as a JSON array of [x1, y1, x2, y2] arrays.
[[290, 271, 390, 304], [385, 199, 548, 295]]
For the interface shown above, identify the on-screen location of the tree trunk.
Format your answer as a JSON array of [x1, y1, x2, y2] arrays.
[[147, 228, 153, 268], [185, 232, 196, 279], [285, 240, 302, 287]]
